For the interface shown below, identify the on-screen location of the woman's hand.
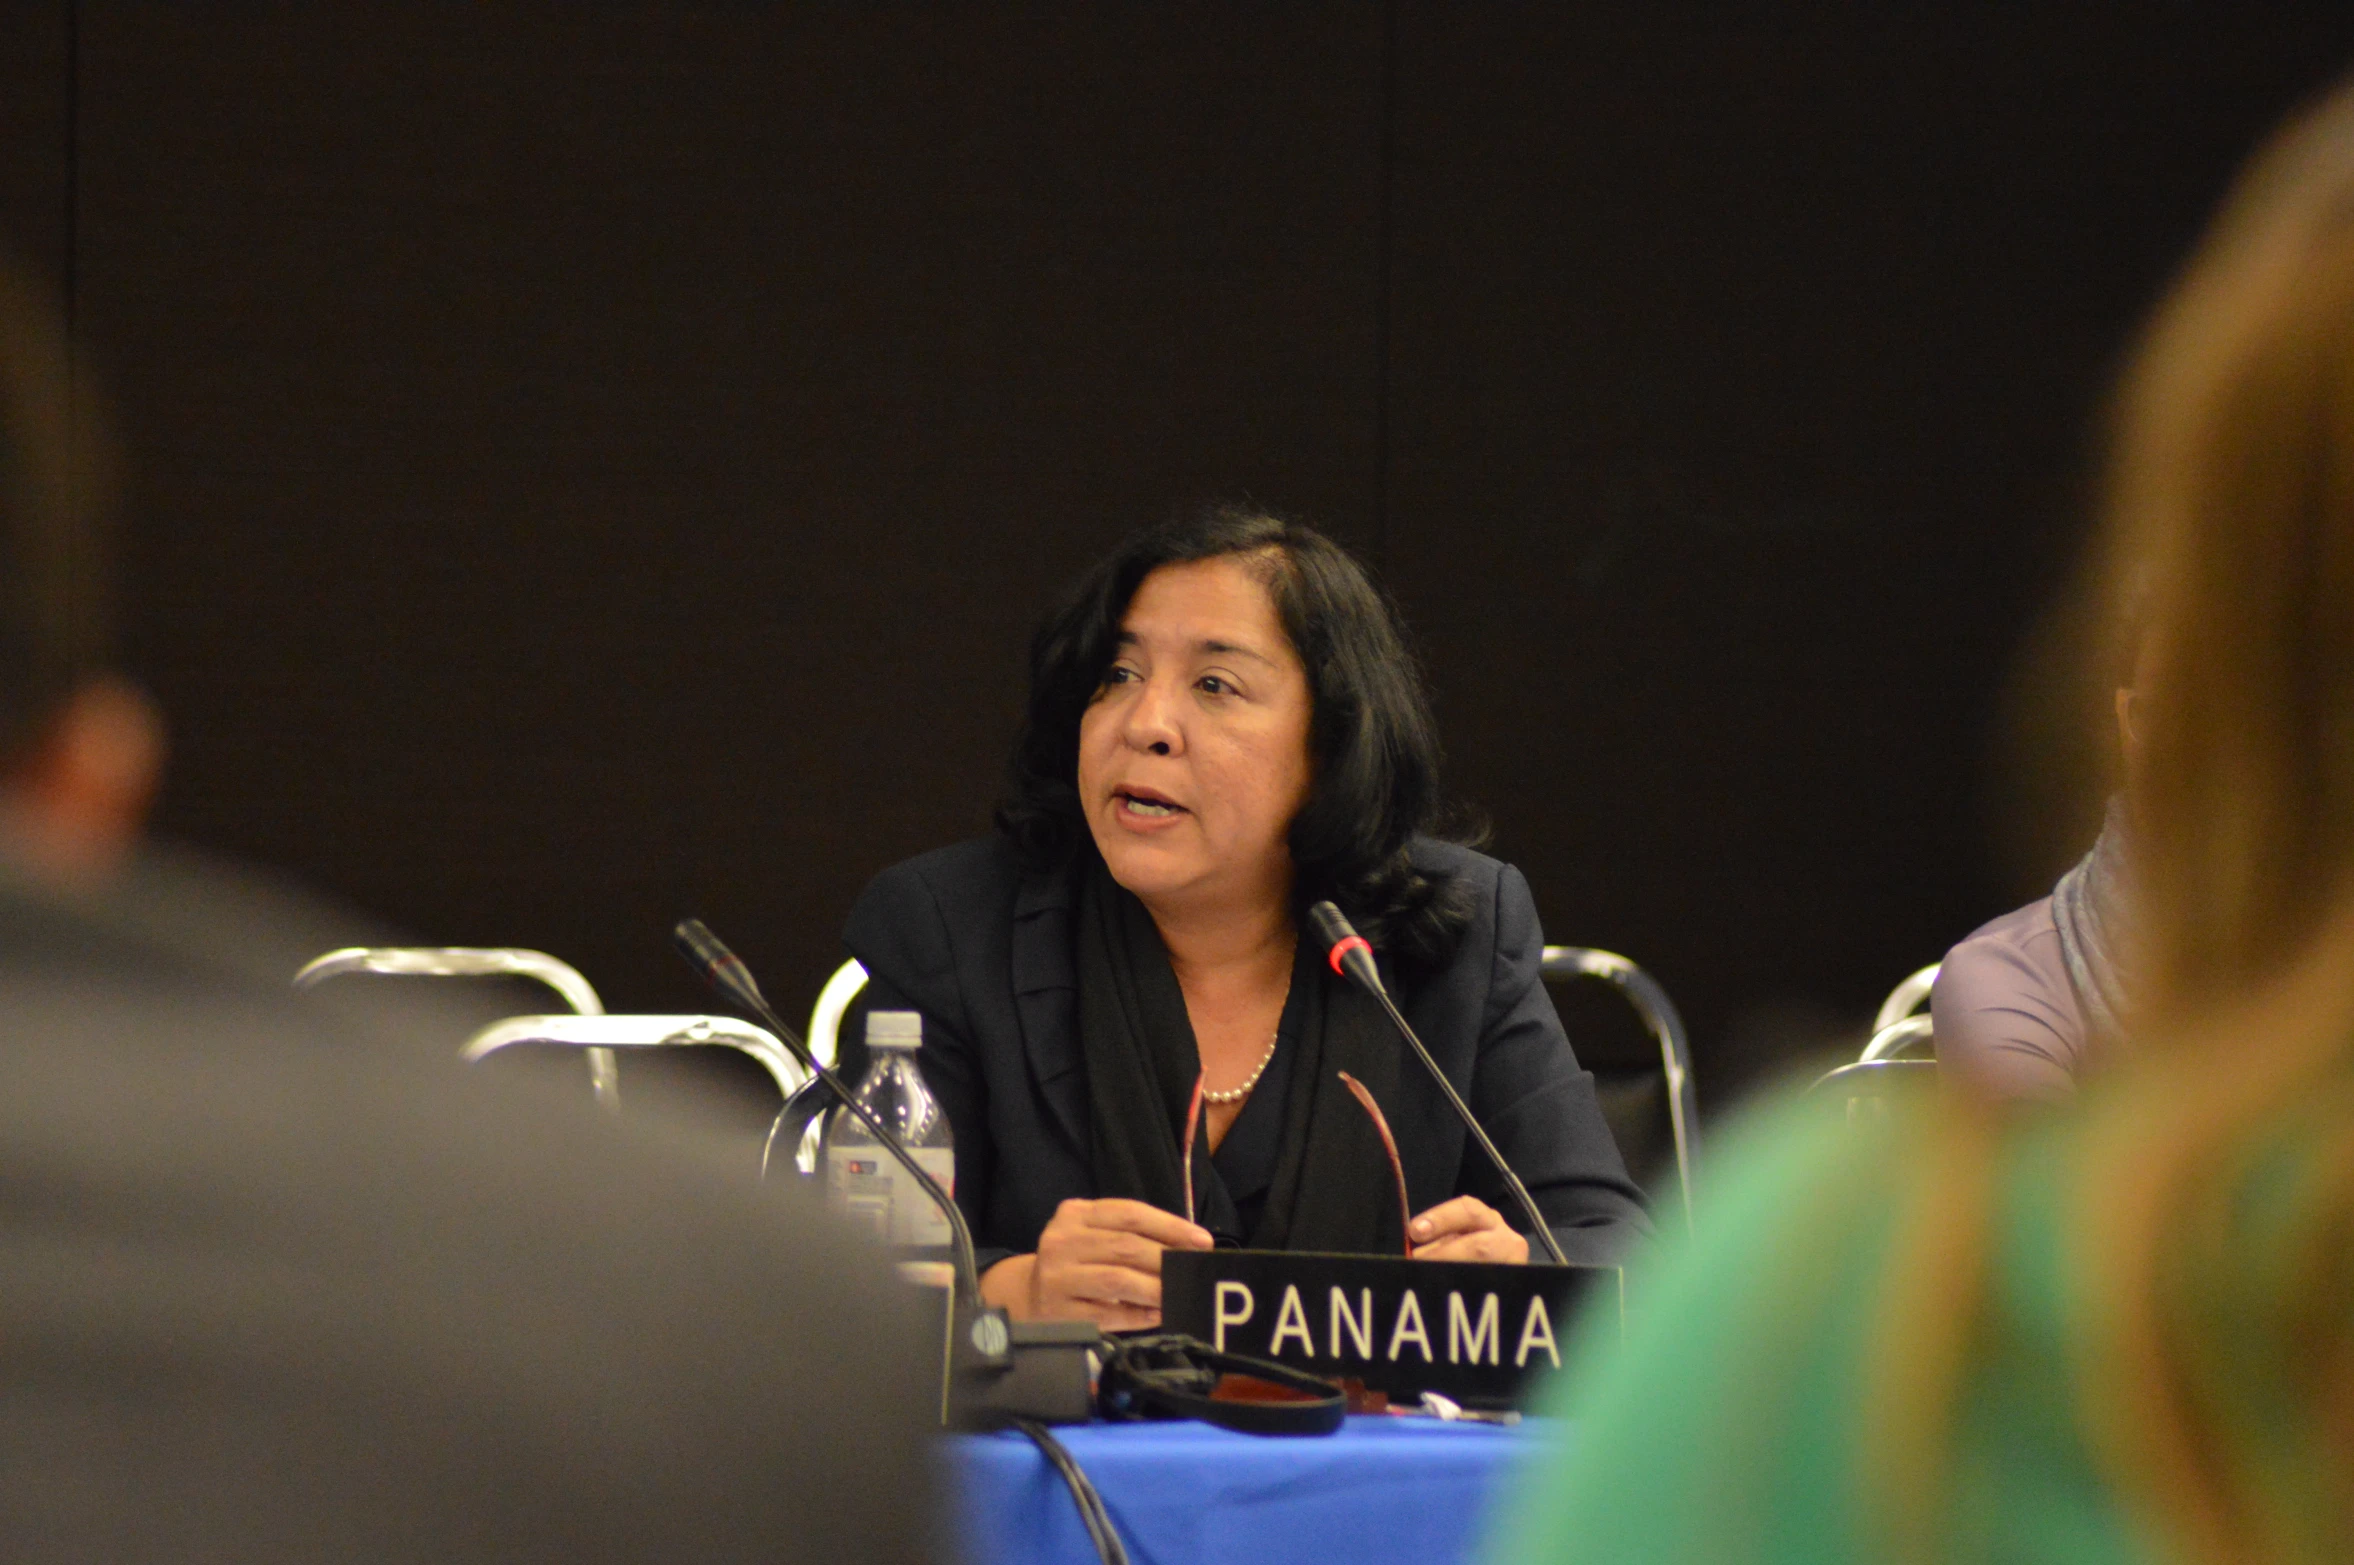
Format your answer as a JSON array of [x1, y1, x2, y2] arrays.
[[980, 1198, 1215, 1330], [1408, 1195, 1530, 1264]]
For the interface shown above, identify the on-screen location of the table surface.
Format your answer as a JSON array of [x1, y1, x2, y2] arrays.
[[947, 1414, 1555, 1565]]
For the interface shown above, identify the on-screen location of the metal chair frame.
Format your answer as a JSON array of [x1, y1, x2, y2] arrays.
[[460, 1013, 807, 1173], [1860, 1013, 1936, 1063], [1860, 963, 1942, 1064], [1807, 1057, 1938, 1118], [1805, 962, 1947, 1115], [1873, 962, 1941, 1035], [775, 958, 873, 1176], [296, 946, 621, 1110], [807, 958, 868, 1072], [1540, 945, 1698, 1233]]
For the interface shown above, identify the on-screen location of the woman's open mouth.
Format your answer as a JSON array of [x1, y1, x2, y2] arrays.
[[1114, 787, 1188, 820]]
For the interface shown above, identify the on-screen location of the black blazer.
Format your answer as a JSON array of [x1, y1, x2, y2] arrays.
[[842, 835, 1649, 1270]]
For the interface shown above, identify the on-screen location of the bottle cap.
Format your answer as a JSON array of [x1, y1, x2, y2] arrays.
[[865, 1010, 924, 1049]]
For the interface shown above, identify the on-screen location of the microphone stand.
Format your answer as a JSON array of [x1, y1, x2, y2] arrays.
[[672, 920, 1098, 1428], [672, 921, 1003, 1422], [1308, 902, 1572, 1266]]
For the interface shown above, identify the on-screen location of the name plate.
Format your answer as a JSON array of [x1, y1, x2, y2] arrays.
[[1161, 1249, 1621, 1408]]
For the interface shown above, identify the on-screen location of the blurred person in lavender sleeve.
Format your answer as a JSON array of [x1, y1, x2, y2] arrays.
[[1929, 632, 2152, 1100], [0, 260, 938, 1563]]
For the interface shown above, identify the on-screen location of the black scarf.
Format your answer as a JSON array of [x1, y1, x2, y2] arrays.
[[1075, 857, 1407, 1255]]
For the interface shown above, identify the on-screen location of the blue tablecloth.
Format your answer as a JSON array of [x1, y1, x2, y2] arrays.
[[946, 1414, 1555, 1565]]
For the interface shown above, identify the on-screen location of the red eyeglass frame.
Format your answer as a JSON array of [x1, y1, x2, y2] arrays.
[[1181, 1067, 1413, 1257]]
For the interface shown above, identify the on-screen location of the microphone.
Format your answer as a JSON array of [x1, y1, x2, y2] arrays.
[[671, 920, 1009, 1389], [672, 918, 774, 1018], [1307, 901, 1572, 1266]]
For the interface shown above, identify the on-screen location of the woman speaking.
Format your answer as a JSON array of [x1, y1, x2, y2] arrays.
[[842, 509, 1646, 1328]]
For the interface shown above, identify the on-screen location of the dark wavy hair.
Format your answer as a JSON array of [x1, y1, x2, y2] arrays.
[[995, 505, 1474, 963]]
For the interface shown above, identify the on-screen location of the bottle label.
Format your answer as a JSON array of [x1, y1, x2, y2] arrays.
[[824, 1144, 955, 1249], [897, 1147, 956, 1247]]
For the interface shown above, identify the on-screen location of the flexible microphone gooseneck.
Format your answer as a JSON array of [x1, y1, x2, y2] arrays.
[[1307, 901, 1572, 1267], [670, 920, 1003, 1369]]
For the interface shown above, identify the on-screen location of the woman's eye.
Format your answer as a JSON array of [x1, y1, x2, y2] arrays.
[[1103, 665, 1138, 685], [1197, 675, 1232, 696]]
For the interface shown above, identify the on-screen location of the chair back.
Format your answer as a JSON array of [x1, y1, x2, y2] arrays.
[[1807, 1057, 1937, 1120], [807, 958, 868, 1071], [296, 946, 620, 1110], [1859, 961, 1943, 1064], [1873, 962, 1940, 1034], [1860, 1013, 1936, 1063], [1816, 967, 1944, 1120], [460, 1013, 808, 1174], [764, 959, 876, 1175], [1540, 946, 1697, 1233]]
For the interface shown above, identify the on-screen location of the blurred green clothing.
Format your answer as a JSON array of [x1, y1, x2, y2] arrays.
[[1488, 1097, 2148, 1565]]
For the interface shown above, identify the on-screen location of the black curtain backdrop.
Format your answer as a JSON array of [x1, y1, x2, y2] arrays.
[[8, 5, 2354, 1120], [0, 6, 67, 291]]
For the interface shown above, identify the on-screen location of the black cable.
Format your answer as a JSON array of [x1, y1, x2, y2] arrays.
[[1015, 1421, 1121, 1565], [1011, 1418, 1129, 1565], [1011, 1420, 1119, 1565]]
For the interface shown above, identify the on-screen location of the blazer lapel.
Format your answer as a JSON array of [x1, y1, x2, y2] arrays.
[[1010, 862, 1092, 1158]]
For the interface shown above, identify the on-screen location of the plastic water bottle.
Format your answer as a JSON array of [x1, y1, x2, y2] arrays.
[[823, 1010, 955, 1256]]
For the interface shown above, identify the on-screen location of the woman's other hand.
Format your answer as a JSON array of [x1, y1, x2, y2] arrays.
[[1408, 1195, 1530, 1264], [979, 1198, 1215, 1330]]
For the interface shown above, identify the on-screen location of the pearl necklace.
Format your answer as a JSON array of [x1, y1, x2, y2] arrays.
[[1200, 1032, 1281, 1104]]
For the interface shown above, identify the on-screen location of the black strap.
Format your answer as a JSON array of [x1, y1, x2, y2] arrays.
[[1095, 1333, 1346, 1436]]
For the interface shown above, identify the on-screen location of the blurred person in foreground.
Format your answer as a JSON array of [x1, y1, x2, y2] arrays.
[[1493, 77, 2354, 1565], [0, 264, 937, 1561]]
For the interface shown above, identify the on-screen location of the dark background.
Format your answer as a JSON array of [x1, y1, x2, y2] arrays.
[[6, 5, 2352, 1131]]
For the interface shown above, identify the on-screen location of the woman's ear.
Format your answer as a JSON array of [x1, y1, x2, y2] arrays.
[[0, 675, 165, 884]]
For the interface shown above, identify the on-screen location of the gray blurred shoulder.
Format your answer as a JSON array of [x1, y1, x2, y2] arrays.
[[0, 859, 941, 1562]]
